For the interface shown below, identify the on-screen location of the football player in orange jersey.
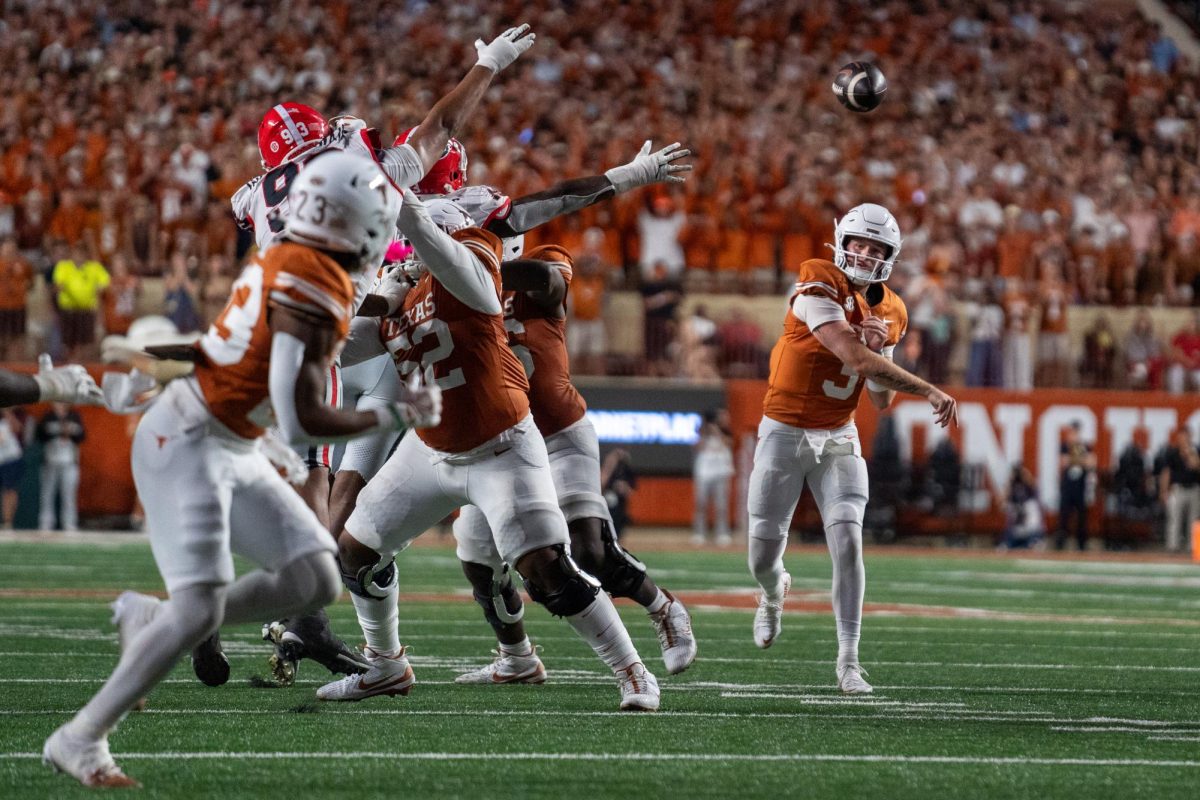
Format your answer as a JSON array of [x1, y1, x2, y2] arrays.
[[451, 243, 696, 685], [43, 153, 443, 789], [747, 203, 957, 695], [318, 193, 660, 711]]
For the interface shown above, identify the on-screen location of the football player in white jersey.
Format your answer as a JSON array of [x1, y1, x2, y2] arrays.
[[194, 24, 537, 687], [43, 152, 442, 789]]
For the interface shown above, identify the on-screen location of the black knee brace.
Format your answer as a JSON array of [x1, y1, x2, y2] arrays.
[[592, 519, 647, 599], [470, 563, 525, 627], [339, 556, 396, 601], [521, 546, 600, 618]]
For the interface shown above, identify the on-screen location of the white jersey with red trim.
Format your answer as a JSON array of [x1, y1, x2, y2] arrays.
[[425, 184, 525, 260], [232, 124, 424, 254]]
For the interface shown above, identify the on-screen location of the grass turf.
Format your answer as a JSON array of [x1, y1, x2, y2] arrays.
[[1, 535, 1198, 798]]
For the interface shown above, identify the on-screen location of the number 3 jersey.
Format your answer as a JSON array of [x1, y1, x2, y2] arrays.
[[378, 227, 530, 454], [194, 243, 356, 439], [503, 244, 587, 438], [762, 258, 908, 431]]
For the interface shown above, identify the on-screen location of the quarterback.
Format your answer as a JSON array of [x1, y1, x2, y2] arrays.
[[43, 153, 442, 788], [747, 203, 957, 694]]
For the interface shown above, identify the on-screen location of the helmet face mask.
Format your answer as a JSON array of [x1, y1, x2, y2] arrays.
[[829, 203, 902, 284]]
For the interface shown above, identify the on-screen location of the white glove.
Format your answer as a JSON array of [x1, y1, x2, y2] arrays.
[[33, 354, 104, 405], [375, 264, 412, 316], [259, 428, 310, 487], [101, 369, 160, 415], [474, 24, 536, 73], [604, 140, 693, 194], [378, 372, 443, 429]]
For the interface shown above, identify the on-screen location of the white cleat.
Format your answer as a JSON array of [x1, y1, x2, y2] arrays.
[[111, 591, 161, 711], [837, 664, 874, 694], [43, 725, 140, 789], [753, 572, 791, 649], [316, 646, 415, 701], [618, 662, 660, 712], [455, 647, 547, 685], [649, 591, 697, 675]]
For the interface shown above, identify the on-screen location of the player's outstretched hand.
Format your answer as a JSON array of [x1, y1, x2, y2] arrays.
[[394, 372, 443, 429], [34, 354, 104, 406], [605, 140, 694, 193], [926, 386, 958, 428], [475, 24, 535, 73]]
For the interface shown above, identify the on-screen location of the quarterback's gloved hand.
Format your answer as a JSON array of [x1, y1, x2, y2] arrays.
[[34, 354, 104, 406], [382, 373, 442, 429], [375, 264, 413, 316], [604, 140, 693, 194], [474, 24, 536, 73]]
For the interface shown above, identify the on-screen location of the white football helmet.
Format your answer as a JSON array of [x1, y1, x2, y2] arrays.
[[283, 150, 401, 271], [395, 197, 475, 282], [829, 203, 902, 284]]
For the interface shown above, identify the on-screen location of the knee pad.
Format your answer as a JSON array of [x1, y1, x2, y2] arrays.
[[469, 562, 525, 627], [826, 499, 866, 529], [590, 519, 647, 599], [339, 556, 396, 601], [521, 545, 600, 618]]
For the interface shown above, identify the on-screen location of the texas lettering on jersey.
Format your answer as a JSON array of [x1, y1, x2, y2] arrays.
[[503, 244, 586, 437], [762, 258, 908, 430], [194, 243, 355, 439], [377, 228, 529, 453]]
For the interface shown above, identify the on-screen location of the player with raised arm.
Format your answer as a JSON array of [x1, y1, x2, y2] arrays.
[[42, 153, 442, 789], [317, 192, 660, 711], [305, 137, 697, 682], [0, 357, 102, 408], [230, 24, 535, 523], [195, 25, 535, 687], [747, 203, 958, 694]]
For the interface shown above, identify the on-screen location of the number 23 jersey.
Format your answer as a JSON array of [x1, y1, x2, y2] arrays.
[[762, 258, 907, 430], [378, 227, 530, 454]]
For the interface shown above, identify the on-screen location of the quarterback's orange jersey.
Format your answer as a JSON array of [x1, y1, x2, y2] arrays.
[[762, 259, 908, 430], [504, 244, 587, 437], [194, 242, 355, 439], [379, 227, 530, 453]]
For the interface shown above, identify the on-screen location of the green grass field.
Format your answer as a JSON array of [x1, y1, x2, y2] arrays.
[[2, 533, 1199, 798]]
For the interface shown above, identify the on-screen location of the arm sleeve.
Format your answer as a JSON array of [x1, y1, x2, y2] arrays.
[[791, 294, 846, 331], [398, 200, 502, 314], [490, 176, 616, 237], [371, 141, 426, 193], [0, 369, 40, 408]]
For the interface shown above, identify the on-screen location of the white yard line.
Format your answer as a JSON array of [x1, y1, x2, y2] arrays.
[[3, 750, 1199, 767]]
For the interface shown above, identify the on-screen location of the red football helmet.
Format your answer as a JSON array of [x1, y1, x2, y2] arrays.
[[258, 103, 330, 170], [394, 127, 468, 195]]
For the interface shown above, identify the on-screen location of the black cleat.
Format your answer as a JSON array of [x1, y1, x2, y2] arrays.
[[191, 631, 230, 687], [262, 610, 369, 687]]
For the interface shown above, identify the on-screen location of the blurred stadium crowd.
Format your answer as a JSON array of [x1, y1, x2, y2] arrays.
[[2, 0, 1200, 390]]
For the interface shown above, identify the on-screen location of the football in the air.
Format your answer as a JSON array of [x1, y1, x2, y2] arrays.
[[832, 61, 887, 113]]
